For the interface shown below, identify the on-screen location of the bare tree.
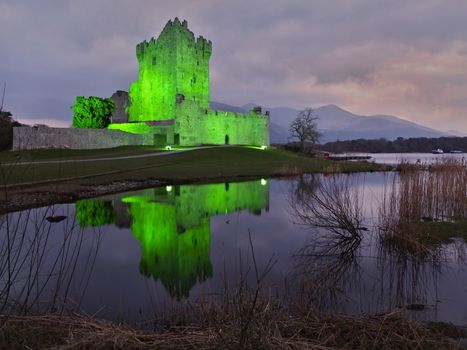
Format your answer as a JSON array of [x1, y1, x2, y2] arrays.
[[0, 82, 5, 113], [289, 108, 321, 151]]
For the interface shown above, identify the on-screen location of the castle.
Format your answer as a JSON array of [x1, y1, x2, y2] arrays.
[[12, 18, 269, 150], [108, 18, 269, 147]]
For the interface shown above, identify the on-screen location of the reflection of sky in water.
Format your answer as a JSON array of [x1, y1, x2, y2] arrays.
[[368, 153, 467, 165], [1, 174, 467, 325]]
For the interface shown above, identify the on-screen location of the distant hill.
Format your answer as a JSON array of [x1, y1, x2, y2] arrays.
[[241, 103, 450, 143], [446, 130, 467, 137], [212, 101, 450, 144], [210, 101, 247, 114]]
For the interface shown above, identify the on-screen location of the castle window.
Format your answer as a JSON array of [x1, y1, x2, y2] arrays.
[[152, 57, 157, 65]]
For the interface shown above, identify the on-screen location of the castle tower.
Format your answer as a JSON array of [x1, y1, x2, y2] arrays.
[[128, 18, 212, 122]]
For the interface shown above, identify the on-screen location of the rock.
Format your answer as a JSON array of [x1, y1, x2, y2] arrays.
[[46, 215, 67, 223]]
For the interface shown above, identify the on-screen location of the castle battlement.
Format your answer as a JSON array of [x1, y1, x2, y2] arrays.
[[112, 18, 269, 147], [136, 18, 212, 60]]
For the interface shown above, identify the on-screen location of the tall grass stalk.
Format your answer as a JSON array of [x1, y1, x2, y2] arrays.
[[379, 159, 467, 254]]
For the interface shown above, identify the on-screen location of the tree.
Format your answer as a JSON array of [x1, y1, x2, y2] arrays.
[[71, 96, 115, 128], [289, 108, 321, 150], [0, 110, 22, 150]]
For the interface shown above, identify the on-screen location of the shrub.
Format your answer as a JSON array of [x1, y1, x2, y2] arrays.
[[0, 111, 22, 150], [71, 96, 115, 128]]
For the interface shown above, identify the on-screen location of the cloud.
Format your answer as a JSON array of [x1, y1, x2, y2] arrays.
[[1, 0, 466, 132]]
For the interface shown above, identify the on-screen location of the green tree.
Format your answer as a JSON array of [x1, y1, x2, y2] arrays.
[[289, 108, 321, 151], [71, 96, 115, 128]]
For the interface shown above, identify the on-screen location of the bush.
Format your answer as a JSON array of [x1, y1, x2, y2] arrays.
[[0, 111, 22, 150], [71, 96, 115, 128]]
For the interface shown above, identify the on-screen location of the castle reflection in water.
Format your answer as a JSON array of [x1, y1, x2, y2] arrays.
[[74, 180, 270, 298]]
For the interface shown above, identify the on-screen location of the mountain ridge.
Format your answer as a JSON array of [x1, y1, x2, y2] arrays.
[[210, 101, 451, 144]]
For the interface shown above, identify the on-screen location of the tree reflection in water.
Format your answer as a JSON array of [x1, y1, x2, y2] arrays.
[[288, 174, 365, 312], [289, 174, 366, 240], [288, 173, 466, 318]]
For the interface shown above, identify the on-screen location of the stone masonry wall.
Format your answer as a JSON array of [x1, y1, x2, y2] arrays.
[[175, 101, 269, 146], [12, 126, 154, 150]]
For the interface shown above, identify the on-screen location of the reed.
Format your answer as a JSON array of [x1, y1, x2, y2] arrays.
[[379, 158, 467, 253]]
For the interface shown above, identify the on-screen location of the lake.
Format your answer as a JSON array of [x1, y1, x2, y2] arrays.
[[365, 152, 466, 165], [1, 173, 467, 326]]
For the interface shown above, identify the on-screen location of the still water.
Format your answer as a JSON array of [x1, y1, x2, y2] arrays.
[[368, 153, 466, 165], [1, 175, 467, 325]]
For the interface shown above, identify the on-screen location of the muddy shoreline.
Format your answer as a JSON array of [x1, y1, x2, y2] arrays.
[[0, 174, 274, 214]]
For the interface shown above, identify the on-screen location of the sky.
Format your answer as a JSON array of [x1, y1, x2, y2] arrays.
[[0, 0, 466, 132]]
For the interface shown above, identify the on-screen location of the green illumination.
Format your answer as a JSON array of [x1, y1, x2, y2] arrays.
[[165, 145, 172, 150], [75, 200, 116, 228], [244, 145, 270, 150], [260, 178, 267, 186], [71, 96, 115, 129], [108, 122, 158, 134], [119, 180, 270, 298], [128, 18, 211, 122], [166, 185, 172, 192], [120, 18, 270, 147]]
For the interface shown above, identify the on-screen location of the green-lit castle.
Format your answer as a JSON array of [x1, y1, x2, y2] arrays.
[[109, 18, 269, 147]]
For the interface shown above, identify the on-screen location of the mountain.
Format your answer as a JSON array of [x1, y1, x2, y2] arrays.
[[213, 101, 449, 144], [210, 101, 247, 114], [242, 103, 448, 143]]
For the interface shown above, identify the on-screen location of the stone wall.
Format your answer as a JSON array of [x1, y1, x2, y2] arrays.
[[175, 100, 269, 146], [12, 126, 154, 150]]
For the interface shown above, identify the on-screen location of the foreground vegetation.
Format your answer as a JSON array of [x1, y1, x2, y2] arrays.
[[379, 159, 467, 254], [1, 158, 466, 349], [1, 310, 464, 350]]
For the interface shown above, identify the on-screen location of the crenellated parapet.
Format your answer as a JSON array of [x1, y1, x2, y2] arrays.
[[110, 18, 269, 147], [128, 18, 212, 122]]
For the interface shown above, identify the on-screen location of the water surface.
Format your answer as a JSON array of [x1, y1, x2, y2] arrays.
[[1, 175, 466, 325]]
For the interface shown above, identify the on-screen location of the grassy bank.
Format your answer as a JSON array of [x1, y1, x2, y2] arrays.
[[0, 145, 165, 163], [0, 146, 382, 188]]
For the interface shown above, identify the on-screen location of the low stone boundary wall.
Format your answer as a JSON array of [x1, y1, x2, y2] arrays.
[[12, 126, 153, 150]]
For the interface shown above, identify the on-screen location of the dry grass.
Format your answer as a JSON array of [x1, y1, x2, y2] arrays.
[[273, 165, 301, 177], [0, 310, 464, 350], [379, 159, 467, 254]]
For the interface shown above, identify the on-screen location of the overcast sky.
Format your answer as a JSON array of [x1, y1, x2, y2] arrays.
[[1, 0, 466, 131]]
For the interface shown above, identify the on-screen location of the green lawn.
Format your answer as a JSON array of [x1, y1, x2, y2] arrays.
[[0, 146, 382, 188], [0, 145, 165, 162]]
